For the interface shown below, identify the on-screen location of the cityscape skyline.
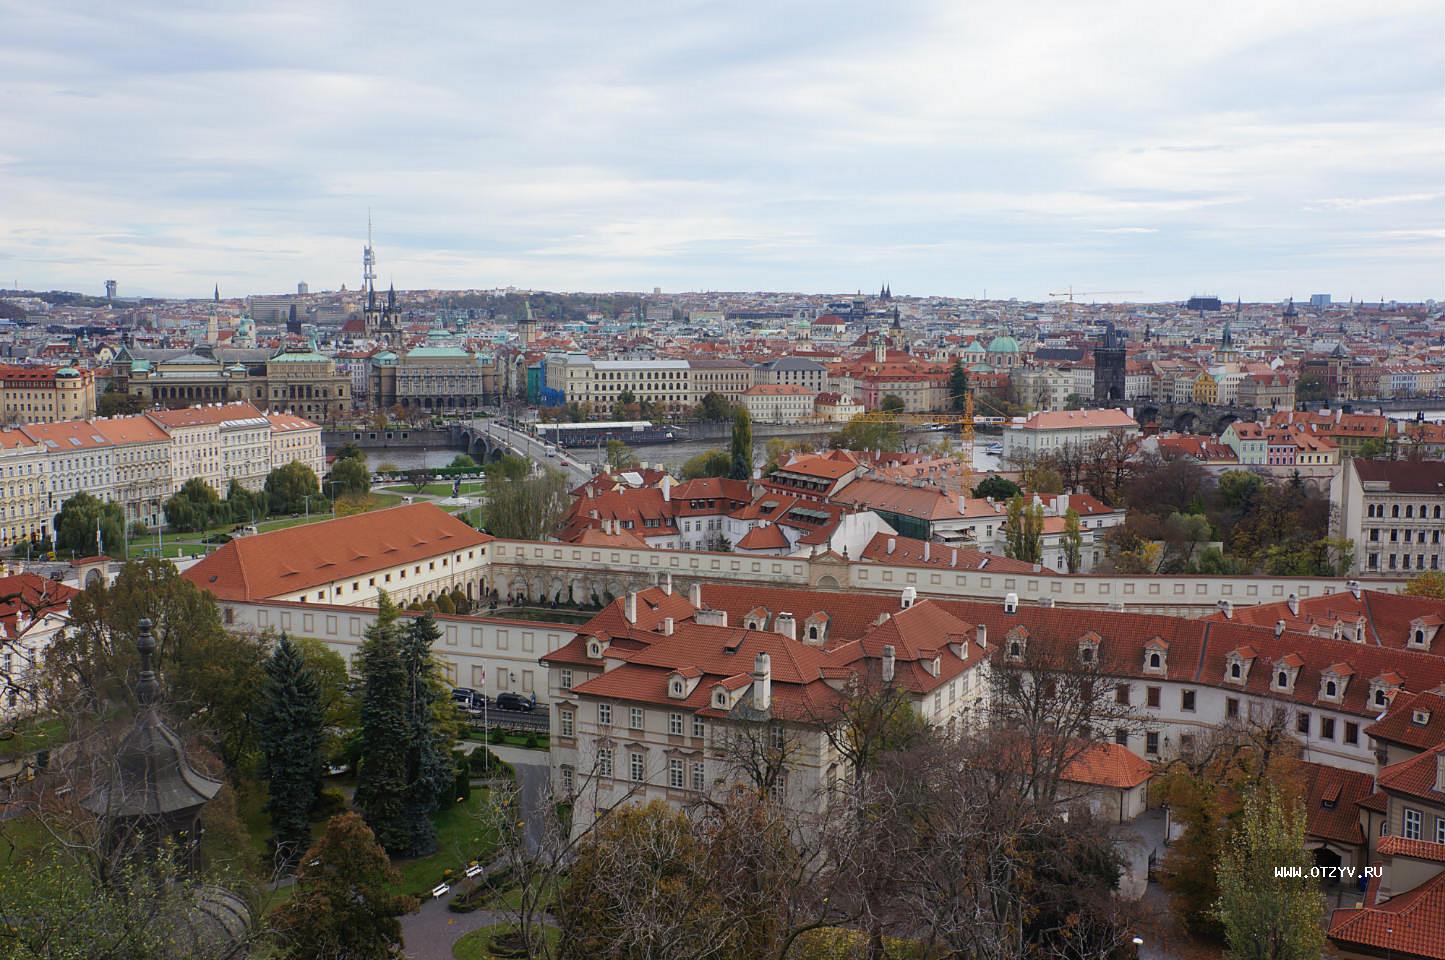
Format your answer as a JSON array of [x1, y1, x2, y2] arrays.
[[2, 0, 1442, 301]]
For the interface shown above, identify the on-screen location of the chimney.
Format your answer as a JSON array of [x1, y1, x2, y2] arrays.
[[959, 495, 967, 513], [753, 652, 772, 710], [1275, 619, 1286, 638], [1347, 580, 1361, 600], [625, 591, 638, 624], [881, 644, 896, 683], [976, 623, 987, 649], [901, 586, 916, 609], [1436, 753, 1445, 793], [661, 616, 674, 636], [923, 541, 931, 562], [1004, 592, 1018, 614], [1056, 492, 1069, 514], [950, 548, 958, 568], [695, 608, 729, 627], [661, 474, 673, 502], [689, 581, 702, 608], [1218, 599, 1233, 619], [662, 571, 673, 595], [775, 612, 796, 640], [1287, 593, 1299, 617], [887, 537, 896, 555]]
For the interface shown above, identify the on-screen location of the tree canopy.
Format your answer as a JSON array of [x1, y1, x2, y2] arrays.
[[54, 491, 126, 557], [265, 461, 323, 515]]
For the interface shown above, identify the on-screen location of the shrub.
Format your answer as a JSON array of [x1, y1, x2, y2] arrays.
[[523, 734, 538, 749], [309, 787, 348, 821]]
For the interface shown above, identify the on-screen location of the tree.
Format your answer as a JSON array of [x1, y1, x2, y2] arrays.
[[879, 393, 906, 414], [832, 414, 901, 453], [948, 358, 968, 412], [729, 407, 754, 480], [329, 456, 371, 498], [164, 477, 226, 533], [335, 441, 367, 466], [448, 453, 477, 470], [354, 593, 411, 854], [480, 461, 570, 539], [695, 391, 734, 421], [225, 478, 268, 525], [404, 468, 430, 492], [291, 635, 357, 762], [1214, 786, 1325, 960], [97, 387, 144, 417], [680, 449, 732, 479], [1062, 507, 1083, 573], [604, 438, 640, 472], [973, 475, 1021, 501], [269, 812, 417, 960], [53, 491, 126, 557], [398, 613, 454, 856], [258, 633, 325, 869], [1405, 571, 1445, 599], [1005, 494, 1044, 564], [265, 461, 323, 515], [1355, 437, 1388, 460]]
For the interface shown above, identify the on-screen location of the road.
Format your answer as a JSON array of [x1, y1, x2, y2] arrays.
[[465, 419, 593, 486], [401, 745, 553, 959]]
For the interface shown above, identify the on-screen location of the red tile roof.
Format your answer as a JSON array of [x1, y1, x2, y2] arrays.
[[1367, 689, 1445, 752], [182, 504, 492, 601], [1378, 745, 1445, 804], [1378, 836, 1445, 864], [858, 532, 1044, 574], [0, 574, 78, 638], [1299, 761, 1375, 846], [1329, 869, 1445, 960], [1061, 741, 1153, 789]]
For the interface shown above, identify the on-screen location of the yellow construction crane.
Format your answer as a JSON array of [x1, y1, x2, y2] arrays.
[[855, 392, 975, 467], [1048, 287, 1143, 326]]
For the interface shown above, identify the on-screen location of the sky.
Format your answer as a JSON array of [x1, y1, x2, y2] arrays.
[[1, 0, 1442, 302]]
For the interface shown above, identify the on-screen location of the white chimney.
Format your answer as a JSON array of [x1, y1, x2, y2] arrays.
[[887, 537, 896, 555], [661, 474, 673, 502], [950, 548, 958, 568], [1347, 580, 1361, 600], [1287, 593, 1299, 617], [923, 541, 931, 562], [661, 616, 674, 636], [1275, 619, 1286, 638], [689, 581, 702, 608], [1004, 592, 1018, 614], [1218, 599, 1233, 619], [901, 586, 916, 609], [695, 608, 729, 627], [662, 571, 673, 595], [625, 591, 638, 624], [976, 623, 987, 649], [753, 652, 772, 710], [959, 495, 967, 513], [1436, 753, 1445, 793], [775, 612, 796, 641], [881, 644, 896, 683]]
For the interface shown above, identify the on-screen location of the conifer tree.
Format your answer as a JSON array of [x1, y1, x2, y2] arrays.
[[729, 407, 753, 481], [258, 633, 325, 868], [399, 612, 454, 855], [355, 593, 411, 853]]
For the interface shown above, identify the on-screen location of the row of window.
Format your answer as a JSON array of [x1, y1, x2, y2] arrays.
[[1367, 502, 1444, 519], [580, 702, 709, 739], [1400, 807, 1445, 844]]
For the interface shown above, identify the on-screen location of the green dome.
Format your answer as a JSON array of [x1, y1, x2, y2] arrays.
[[370, 350, 398, 365], [986, 335, 1020, 353], [56, 366, 80, 377]]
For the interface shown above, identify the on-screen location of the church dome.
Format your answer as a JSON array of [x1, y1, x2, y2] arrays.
[[56, 366, 81, 377], [986, 335, 1020, 353]]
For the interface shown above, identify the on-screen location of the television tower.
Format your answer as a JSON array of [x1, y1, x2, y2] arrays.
[[362, 211, 378, 307]]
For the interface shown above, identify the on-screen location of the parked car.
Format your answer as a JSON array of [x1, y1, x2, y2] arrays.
[[451, 687, 482, 707], [494, 692, 536, 713]]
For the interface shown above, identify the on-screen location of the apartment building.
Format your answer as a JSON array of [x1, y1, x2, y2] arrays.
[[1333, 458, 1445, 575], [740, 384, 817, 423], [753, 356, 827, 394], [1001, 408, 1139, 462], [92, 415, 172, 529], [0, 574, 78, 719], [688, 359, 754, 403], [0, 365, 96, 425], [265, 412, 325, 478], [148, 402, 272, 493], [0, 429, 50, 549], [20, 420, 116, 517]]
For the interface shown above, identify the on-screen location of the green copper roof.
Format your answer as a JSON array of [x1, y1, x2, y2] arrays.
[[986, 335, 1020, 353], [405, 346, 471, 358], [268, 351, 329, 362]]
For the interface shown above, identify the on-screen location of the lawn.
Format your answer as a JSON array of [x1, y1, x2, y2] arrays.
[[122, 493, 406, 558], [0, 715, 67, 760], [452, 923, 558, 959], [390, 788, 497, 898], [381, 482, 486, 497], [464, 729, 549, 751]]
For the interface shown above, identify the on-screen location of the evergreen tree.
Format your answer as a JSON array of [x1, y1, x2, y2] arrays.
[[1062, 508, 1083, 573], [258, 633, 325, 868], [354, 593, 411, 853], [949, 358, 969, 411], [729, 407, 753, 481], [1005, 494, 1044, 563], [399, 613, 455, 856], [1215, 786, 1325, 960]]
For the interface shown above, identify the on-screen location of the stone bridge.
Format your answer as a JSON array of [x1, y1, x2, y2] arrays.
[[451, 420, 593, 486], [1134, 401, 1264, 435]]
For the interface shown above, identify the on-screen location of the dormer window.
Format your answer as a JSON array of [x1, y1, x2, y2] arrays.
[[1142, 638, 1168, 675], [1412, 709, 1431, 726], [1007, 640, 1023, 660], [586, 636, 606, 660], [1230, 662, 1242, 680], [1374, 688, 1387, 708], [1324, 680, 1338, 699], [1080, 646, 1094, 663], [807, 625, 819, 641], [672, 679, 684, 696], [714, 689, 727, 707]]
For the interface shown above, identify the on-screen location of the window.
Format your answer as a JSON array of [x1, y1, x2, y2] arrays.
[[669, 758, 684, 789], [1229, 661, 1242, 680], [630, 707, 643, 730], [1436, 817, 1445, 845], [1325, 680, 1337, 699], [598, 703, 612, 726], [692, 716, 705, 739], [669, 713, 683, 736], [1148, 652, 1161, 669], [1115, 683, 1130, 705], [560, 709, 574, 738], [560, 765, 574, 794], [1345, 722, 1359, 745], [1114, 728, 1129, 746], [771, 724, 786, 749], [1181, 690, 1196, 712], [769, 772, 787, 804], [1146, 686, 1161, 708], [1320, 717, 1335, 740], [691, 761, 706, 791], [1404, 808, 1422, 841], [1226, 697, 1240, 719], [560, 669, 573, 690], [1296, 712, 1310, 736], [1145, 731, 1160, 755], [629, 752, 644, 782], [597, 747, 613, 778]]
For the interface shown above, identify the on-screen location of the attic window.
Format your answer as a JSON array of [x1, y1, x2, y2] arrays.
[[1325, 680, 1338, 698], [807, 625, 819, 641], [1276, 670, 1289, 689], [1412, 709, 1431, 726], [1374, 688, 1387, 707], [715, 689, 726, 707], [1229, 662, 1241, 680], [1080, 646, 1094, 663], [672, 680, 683, 695], [1148, 652, 1161, 670], [1007, 640, 1022, 660], [1412, 629, 1427, 648]]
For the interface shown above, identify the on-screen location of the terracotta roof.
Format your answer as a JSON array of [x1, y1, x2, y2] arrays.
[[147, 402, 267, 428], [857, 532, 1042, 574], [1329, 869, 1445, 960], [1060, 741, 1153, 789], [1017, 409, 1138, 431], [1351, 459, 1445, 495], [1378, 836, 1445, 864], [1299, 761, 1375, 846], [1367, 690, 1445, 752], [563, 527, 651, 549], [182, 504, 492, 601], [1206, 589, 1445, 649], [91, 416, 170, 445], [1378, 745, 1445, 804], [0, 574, 78, 639]]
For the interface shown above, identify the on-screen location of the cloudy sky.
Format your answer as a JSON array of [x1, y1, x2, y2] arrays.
[[2, 0, 1442, 301]]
